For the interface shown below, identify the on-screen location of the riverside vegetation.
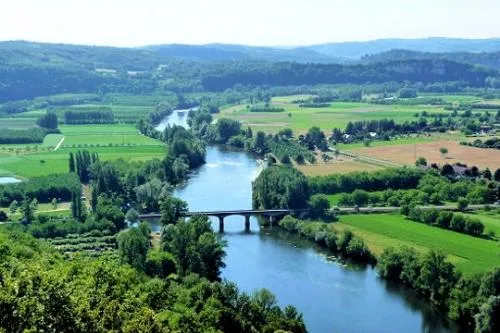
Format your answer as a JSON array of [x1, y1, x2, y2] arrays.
[[2, 40, 500, 332]]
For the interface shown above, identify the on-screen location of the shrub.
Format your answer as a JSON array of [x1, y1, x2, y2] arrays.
[[450, 214, 466, 232]]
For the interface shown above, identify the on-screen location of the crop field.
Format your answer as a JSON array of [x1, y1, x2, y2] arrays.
[[296, 156, 384, 176], [59, 125, 161, 147], [0, 145, 166, 178], [218, 96, 450, 134], [0, 134, 64, 151], [335, 213, 500, 275], [350, 140, 500, 170], [0, 124, 166, 178], [0, 117, 38, 129], [48, 104, 153, 123]]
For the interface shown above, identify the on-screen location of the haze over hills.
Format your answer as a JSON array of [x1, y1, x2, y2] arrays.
[[3, 38, 500, 66], [144, 38, 500, 62], [2, 38, 500, 101], [308, 37, 500, 59], [360, 49, 500, 70]]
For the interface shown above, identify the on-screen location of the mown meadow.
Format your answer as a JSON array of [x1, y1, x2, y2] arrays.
[[335, 213, 500, 275]]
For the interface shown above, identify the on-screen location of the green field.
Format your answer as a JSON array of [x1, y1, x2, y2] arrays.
[[0, 117, 38, 129], [219, 98, 449, 134], [0, 202, 71, 220], [335, 133, 463, 151], [0, 124, 166, 178], [0, 145, 166, 178], [335, 213, 500, 275], [59, 124, 161, 147]]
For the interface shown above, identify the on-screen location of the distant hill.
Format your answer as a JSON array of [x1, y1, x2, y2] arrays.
[[142, 44, 336, 63], [360, 49, 500, 70], [0, 41, 162, 71], [0, 40, 499, 102], [307, 38, 500, 59]]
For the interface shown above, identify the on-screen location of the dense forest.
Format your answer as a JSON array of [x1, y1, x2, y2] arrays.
[[361, 49, 500, 70], [1, 41, 499, 102]]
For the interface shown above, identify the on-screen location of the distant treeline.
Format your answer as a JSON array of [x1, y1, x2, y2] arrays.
[[309, 168, 424, 194], [249, 106, 285, 112], [0, 173, 81, 206], [64, 108, 115, 124], [1, 42, 499, 102], [200, 59, 495, 91], [0, 128, 48, 144], [461, 137, 500, 150]]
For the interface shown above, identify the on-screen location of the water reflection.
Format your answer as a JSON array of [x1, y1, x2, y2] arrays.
[[152, 111, 457, 333]]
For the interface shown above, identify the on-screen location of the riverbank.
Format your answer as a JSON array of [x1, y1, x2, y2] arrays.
[[153, 110, 459, 333], [275, 214, 498, 332]]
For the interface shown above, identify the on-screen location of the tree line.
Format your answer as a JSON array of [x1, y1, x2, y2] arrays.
[[64, 108, 115, 124]]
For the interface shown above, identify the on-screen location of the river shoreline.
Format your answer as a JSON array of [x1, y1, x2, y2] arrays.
[[155, 110, 457, 333]]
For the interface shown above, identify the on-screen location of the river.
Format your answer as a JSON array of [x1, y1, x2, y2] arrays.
[[155, 111, 456, 333]]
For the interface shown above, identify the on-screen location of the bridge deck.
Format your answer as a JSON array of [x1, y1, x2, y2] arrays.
[[139, 209, 300, 219]]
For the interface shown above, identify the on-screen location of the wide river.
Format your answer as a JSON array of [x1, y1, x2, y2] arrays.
[[156, 111, 456, 333]]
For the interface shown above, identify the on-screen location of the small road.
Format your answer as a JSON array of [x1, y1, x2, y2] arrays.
[[53, 136, 65, 151], [335, 203, 499, 214]]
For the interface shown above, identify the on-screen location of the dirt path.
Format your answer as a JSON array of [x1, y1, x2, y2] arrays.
[[53, 136, 65, 151]]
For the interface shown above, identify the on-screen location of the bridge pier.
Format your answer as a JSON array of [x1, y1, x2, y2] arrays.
[[244, 215, 251, 232], [269, 215, 275, 227], [218, 216, 224, 233]]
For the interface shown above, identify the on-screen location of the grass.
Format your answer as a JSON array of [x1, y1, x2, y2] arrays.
[[0, 145, 166, 178], [59, 124, 161, 147], [219, 98, 450, 134], [297, 158, 384, 176], [0, 202, 71, 220], [336, 133, 462, 151], [0, 118, 37, 129], [335, 213, 500, 275]]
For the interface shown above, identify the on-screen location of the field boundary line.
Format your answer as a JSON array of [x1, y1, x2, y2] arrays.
[[338, 150, 404, 168], [53, 136, 65, 151]]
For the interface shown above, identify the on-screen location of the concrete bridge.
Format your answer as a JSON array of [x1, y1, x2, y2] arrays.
[[139, 209, 304, 232]]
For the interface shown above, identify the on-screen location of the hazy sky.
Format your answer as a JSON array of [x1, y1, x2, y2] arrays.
[[1, 0, 499, 47]]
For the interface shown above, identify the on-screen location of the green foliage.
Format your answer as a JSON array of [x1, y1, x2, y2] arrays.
[[309, 167, 424, 194], [159, 195, 188, 225], [304, 126, 328, 151], [134, 178, 170, 212], [64, 108, 115, 124], [475, 296, 500, 333], [162, 215, 227, 280], [0, 127, 48, 144], [96, 195, 126, 231], [398, 87, 418, 98], [117, 226, 150, 271], [37, 111, 58, 129], [278, 215, 373, 262], [309, 194, 331, 218], [125, 208, 140, 223], [145, 248, 177, 278], [252, 166, 309, 209], [458, 197, 470, 211]]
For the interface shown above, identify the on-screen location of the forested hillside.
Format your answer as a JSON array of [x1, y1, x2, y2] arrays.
[[1, 41, 499, 102], [361, 49, 500, 70]]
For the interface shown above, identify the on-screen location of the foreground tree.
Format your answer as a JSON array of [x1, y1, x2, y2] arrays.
[[117, 225, 150, 271], [252, 166, 309, 209], [159, 195, 188, 225], [162, 215, 226, 280], [475, 296, 500, 333]]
